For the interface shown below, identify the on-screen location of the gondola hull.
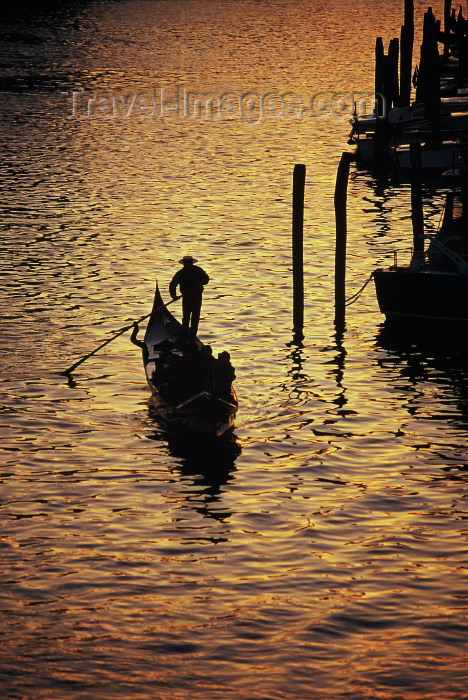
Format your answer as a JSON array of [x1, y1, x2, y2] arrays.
[[147, 388, 237, 436]]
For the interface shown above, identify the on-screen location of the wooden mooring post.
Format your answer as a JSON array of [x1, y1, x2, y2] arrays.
[[373, 37, 390, 171], [416, 7, 441, 129], [443, 0, 452, 58], [399, 0, 414, 107], [334, 153, 352, 330], [292, 163, 306, 340], [410, 143, 424, 259]]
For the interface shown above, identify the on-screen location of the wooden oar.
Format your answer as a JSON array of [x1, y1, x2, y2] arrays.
[[62, 295, 181, 376]]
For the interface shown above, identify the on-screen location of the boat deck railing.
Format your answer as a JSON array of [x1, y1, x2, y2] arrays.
[[390, 237, 468, 274], [423, 234, 468, 273]]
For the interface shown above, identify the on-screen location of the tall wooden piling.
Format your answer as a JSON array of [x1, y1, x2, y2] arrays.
[[334, 153, 352, 330], [375, 36, 385, 108], [374, 37, 388, 169], [388, 37, 400, 109], [399, 0, 414, 106], [443, 0, 452, 58], [416, 7, 441, 134], [410, 143, 424, 258], [292, 163, 306, 338]]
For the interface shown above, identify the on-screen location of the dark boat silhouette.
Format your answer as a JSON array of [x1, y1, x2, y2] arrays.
[[374, 189, 468, 329], [133, 283, 238, 436]]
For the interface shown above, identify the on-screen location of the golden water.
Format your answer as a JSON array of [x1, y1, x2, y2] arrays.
[[1, 1, 467, 697]]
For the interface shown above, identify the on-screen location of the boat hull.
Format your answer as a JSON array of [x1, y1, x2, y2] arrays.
[[394, 143, 460, 170], [148, 388, 237, 436], [374, 267, 468, 325]]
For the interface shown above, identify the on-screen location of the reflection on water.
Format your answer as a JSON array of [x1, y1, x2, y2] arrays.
[[149, 423, 241, 522], [331, 327, 348, 410], [2, 0, 468, 697], [377, 322, 468, 429]]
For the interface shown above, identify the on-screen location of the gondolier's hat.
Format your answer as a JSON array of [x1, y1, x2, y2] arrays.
[[179, 255, 198, 264]]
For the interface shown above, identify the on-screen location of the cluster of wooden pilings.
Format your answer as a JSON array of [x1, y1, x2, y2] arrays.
[[357, 0, 468, 246], [349, 0, 468, 174], [333, 0, 468, 330], [291, 0, 467, 337]]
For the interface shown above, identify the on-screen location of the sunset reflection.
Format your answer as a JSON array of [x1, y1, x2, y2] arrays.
[[2, 0, 468, 697]]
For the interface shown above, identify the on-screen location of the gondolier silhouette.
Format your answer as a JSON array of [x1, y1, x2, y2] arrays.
[[169, 255, 209, 341]]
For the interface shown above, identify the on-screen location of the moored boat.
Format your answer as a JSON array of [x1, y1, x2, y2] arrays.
[[132, 283, 238, 436], [349, 103, 427, 136], [393, 139, 461, 171], [374, 265, 468, 325], [374, 191, 468, 327]]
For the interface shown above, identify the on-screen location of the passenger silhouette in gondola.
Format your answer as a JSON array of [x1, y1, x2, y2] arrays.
[[216, 351, 236, 396], [196, 344, 216, 391], [169, 255, 209, 342]]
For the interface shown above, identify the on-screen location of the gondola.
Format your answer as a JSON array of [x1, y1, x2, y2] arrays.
[[132, 283, 238, 436]]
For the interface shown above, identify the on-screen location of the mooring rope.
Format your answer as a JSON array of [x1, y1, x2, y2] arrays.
[[344, 271, 375, 306]]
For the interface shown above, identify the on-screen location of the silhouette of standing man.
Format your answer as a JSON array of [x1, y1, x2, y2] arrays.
[[169, 255, 209, 341]]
